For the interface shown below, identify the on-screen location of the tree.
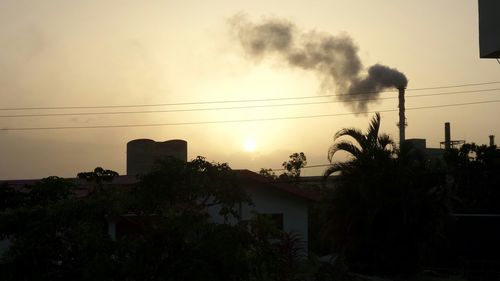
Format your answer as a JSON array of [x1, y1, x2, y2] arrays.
[[259, 168, 277, 180], [280, 152, 307, 181], [0, 176, 120, 281], [0, 158, 306, 280], [324, 112, 395, 178], [445, 142, 500, 213], [322, 113, 450, 275], [260, 152, 307, 183]]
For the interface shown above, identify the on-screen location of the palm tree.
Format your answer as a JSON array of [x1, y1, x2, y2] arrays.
[[321, 113, 451, 274], [323, 112, 396, 178]]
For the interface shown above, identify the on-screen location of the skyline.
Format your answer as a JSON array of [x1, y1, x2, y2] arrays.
[[1, 0, 499, 179]]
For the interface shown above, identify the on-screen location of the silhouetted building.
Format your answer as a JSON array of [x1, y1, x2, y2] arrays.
[[127, 139, 187, 175]]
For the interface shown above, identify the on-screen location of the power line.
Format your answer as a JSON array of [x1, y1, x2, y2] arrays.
[[1, 88, 499, 118], [1, 81, 500, 111], [267, 164, 332, 172], [406, 81, 500, 91], [2, 99, 499, 131]]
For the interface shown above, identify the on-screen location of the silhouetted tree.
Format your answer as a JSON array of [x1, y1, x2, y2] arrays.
[[445, 142, 500, 213], [260, 152, 307, 183], [259, 168, 277, 179], [280, 152, 307, 179], [323, 113, 451, 275], [324, 112, 395, 178], [0, 158, 310, 281]]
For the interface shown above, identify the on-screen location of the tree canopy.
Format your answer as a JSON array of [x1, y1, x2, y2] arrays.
[[0, 157, 306, 281]]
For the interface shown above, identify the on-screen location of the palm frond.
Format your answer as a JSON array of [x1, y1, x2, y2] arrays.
[[378, 133, 396, 152], [328, 140, 362, 162], [334, 127, 366, 148], [323, 162, 346, 179], [367, 112, 381, 144]]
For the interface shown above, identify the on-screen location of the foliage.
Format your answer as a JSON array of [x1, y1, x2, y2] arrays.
[[444, 143, 500, 213], [280, 152, 307, 181], [260, 152, 307, 184], [0, 157, 311, 281], [0, 176, 121, 280], [259, 168, 277, 180], [324, 112, 395, 178], [322, 113, 451, 275], [78, 167, 119, 184]]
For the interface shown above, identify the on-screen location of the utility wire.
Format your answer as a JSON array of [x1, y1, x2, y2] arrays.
[[1, 81, 500, 111], [2, 99, 499, 131], [267, 164, 332, 172], [1, 88, 499, 118]]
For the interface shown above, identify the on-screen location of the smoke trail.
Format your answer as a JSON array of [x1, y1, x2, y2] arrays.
[[230, 15, 408, 112]]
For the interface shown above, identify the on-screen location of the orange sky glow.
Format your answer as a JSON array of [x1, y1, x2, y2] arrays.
[[1, 0, 499, 179]]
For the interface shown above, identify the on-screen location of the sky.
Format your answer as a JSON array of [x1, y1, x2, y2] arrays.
[[1, 0, 499, 180]]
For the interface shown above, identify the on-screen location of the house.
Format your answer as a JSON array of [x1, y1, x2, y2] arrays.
[[209, 169, 320, 253]]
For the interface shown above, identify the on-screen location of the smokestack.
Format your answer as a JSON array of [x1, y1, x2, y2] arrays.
[[489, 135, 495, 146], [397, 87, 406, 147], [444, 122, 451, 150]]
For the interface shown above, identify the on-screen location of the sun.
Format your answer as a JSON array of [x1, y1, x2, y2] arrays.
[[243, 138, 257, 152]]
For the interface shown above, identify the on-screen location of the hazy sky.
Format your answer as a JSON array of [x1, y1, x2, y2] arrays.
[[1, 0, 499, 179]]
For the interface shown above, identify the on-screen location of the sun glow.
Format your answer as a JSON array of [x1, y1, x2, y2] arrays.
[[243, 138, 257, 152]]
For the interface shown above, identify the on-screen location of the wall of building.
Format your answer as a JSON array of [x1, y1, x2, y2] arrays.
[[207, 182, 310, 253]]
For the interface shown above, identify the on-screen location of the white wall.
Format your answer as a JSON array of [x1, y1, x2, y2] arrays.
[[208, 182, 310, 252]]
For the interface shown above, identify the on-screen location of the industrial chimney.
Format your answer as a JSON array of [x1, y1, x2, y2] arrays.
[[489, 135, 495, 146], [444, 122, 451, 150], [397, 87, 406, 147]]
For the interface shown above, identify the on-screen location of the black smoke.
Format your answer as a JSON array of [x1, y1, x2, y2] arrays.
[[230, 15, 408, 112]]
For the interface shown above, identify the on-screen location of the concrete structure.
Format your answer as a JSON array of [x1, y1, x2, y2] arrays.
[[405, 122, 465, 159], [439, 122, 465, 150], [406, 138, 446, 159], [127, 139, 187, 175], [478, 0, 500, 58], [444, 122, 451, 150]]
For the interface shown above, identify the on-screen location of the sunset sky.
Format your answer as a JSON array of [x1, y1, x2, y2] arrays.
[[1, 0, 499, 180]]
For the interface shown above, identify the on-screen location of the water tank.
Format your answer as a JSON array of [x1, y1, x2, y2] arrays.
[[127, 139, 187, 175], [406, 138, 426, 151]]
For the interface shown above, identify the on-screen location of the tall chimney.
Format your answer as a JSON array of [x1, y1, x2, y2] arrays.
[[444, 122, 451, 150], [397, 87, 406, 147], [489, 135, 495, 146]]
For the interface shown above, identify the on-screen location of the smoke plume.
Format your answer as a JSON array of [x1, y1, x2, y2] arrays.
[[230, 15, 408, 112]]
